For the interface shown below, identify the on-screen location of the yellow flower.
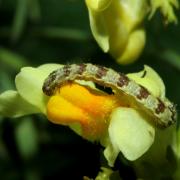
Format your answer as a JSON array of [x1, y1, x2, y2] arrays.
[[85, 0, 179, 64], [47, 83, 121, 140], [0, 63, 171, 166], [85, 0, 147, 64]]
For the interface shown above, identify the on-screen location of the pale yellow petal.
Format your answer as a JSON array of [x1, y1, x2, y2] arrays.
[[87, 9, 109, 52], [0, 90, 39, 117], [37, 63, 63, 73], [85, 0, 112, 11], [15, 64, 63, 114], [108, 107, 155, 161], [116, 29, 146, 64]]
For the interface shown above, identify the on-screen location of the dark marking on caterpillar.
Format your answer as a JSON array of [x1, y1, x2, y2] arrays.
[[117, 73, 129, 87], [63, 65, 71, 76], [78, 64, 87, 75], [156, 99, 166, 114], [42, 63, 177, 128], [96, 65, 108, 78], [137, 86, 150, 100]]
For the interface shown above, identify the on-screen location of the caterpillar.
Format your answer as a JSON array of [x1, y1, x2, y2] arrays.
[[42, 63, 177, 128]]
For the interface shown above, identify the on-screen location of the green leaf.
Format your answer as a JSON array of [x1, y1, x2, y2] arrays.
[[11, 0, 28, 43], [15, 118, 38, 159], [33, 27, 91, 41], [28, 0, 41, 22], [0, 48, 28, 70], [160, 49, 180, 71]]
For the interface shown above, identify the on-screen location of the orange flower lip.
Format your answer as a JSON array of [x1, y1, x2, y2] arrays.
[[47, 83, 121, 140]]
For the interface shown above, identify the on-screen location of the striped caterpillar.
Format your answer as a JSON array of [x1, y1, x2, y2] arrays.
[[42, 63, 177, 128]]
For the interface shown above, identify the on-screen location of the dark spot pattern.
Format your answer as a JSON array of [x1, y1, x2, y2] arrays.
[[168, 104, 177, 122], [117, 73, 129, 87], [137, 86, 150, 99], [78, 64, 87, 75], [49, 72, 57, 82], [155, 99, 165, 114], [42, 71, 57, 95], [96, 66, 108, 78], [63, 65, 71, 76]]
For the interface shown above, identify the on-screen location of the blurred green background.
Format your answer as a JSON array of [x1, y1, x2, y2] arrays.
[[0, 0, 180, 179]]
